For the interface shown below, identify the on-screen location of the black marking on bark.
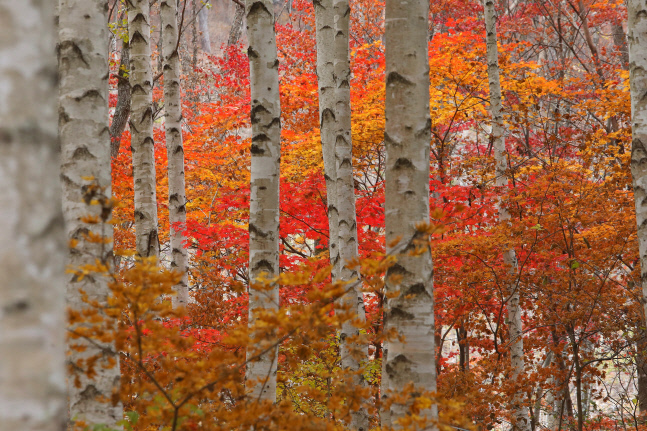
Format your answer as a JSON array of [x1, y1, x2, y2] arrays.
[[321, 108, 335, 126], [388, 263, 410, 276], [146, 229, 159, 257], [247, 46, 260, 59], [130, 31, 148, 45], [406, 283, 431, 298], [339, 157, 352, 168], [131, 83, 147, 96], [386, 72, 414, 87], [131, 12, 149, 25], [142, 136, 155, 147], [251, 104, 271, 123], [74, 89, 103, 103], [3, 299, 29, 314], [251, 143, 265, 155], [253, 259, 274, 274], [248, 2, 272, 19], [385, 354, 413, 377], [393, 157, 414, 170], [272, 59, 279, 69], [140, 107, 153, 123], [58, 108, 71, 126], [384, 132, 401, 148], [415, 118, 432, 138], [58, 40, 89, 68], [72, 146, 95, 161], [249, 223, 270, 238], [252, 132, 271, 145], [389, 307, 415, 320], [267, 117, 281, 129]]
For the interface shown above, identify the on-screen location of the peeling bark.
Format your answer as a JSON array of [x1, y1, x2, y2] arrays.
[[245, 0, 281, 402], [381, 0, 437, 427], [128, 0, 160, 258], [0, 1, 66, 430]]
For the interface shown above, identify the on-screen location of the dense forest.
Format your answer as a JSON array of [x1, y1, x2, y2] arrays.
[[2, 0, 647, 430]]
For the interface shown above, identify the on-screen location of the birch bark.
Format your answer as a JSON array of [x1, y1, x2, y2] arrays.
[[129, 0, 159, 258], [197, 1, 212, 54], [59, 0, 124, 426], [0, 1, 66, 430], [629, 0, 647, 415], [314, 0, 339, 278], [161, 0, 190, 307], [245, 0, 281, 402], [483, 1, 529, 430], [332, 0, 368, 428], [381, 0, 437, 427]]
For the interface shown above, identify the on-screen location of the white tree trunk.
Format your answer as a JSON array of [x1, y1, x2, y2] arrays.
[[59, 0, 124, 426], [629, 0, 647, 346], [161, 0, 190, 307], [483, 2, 529, 430], [332, 0, 368, 428], [129, 0, 159, 258], [381, 0, 437, 428], [628, 0, 647, 417], [0, 1, 66, 430], [245, 0, 281, 402], [314, 0, 339, 280], [197, 1, 212, 54]]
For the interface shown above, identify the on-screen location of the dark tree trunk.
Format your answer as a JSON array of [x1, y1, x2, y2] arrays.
[[636, 332, 647, 413], [613, 20, 629, 69], [457, 323, 469, 372], [227, 4, 245, 45], [110, 41, 131, 158]]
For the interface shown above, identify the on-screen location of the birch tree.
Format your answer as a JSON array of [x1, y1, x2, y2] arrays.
[[484, 1, 529, 429], [314, 0, 339, 279], [381, 0, 437, 427], [197, 1, 212, 54], [161, 0, 190, 307], [129, 0, 159, 258], [59, 0, 124, 426], [0, 1, 66, 430], [245, 0, 281, 402], [332, 0, 368, 428], [629, 0, 647, 414]]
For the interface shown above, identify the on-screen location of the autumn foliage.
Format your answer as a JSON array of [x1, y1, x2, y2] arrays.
[[66, 0, 647, 430]]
